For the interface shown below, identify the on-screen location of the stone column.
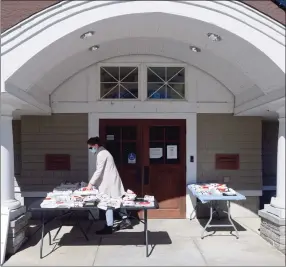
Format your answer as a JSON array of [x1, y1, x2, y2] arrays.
[[1, 113, 29, 256], [259, 107, 285, 254], [266, 113, 285, 218], [1, 114, 21, 210]]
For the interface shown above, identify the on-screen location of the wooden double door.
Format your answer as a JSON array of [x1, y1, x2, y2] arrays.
[[99, 119, 186, 218]]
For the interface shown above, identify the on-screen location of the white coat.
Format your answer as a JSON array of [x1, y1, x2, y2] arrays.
[[89, 146, 125, 198]]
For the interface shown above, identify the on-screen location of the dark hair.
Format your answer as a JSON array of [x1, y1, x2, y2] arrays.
[[87, 137, 101, 146]]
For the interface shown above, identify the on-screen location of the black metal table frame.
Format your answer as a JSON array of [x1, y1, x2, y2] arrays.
[[38, 208, 98, 259], [33, 207, 152, 258], [117, 209, 149, 257]]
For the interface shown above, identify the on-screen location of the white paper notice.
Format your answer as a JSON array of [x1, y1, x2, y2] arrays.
[[149, 148, 163, 159], [167, 145, 177, 159]]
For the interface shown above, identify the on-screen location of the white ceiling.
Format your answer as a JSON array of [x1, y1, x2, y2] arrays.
[[31, 37, 257, 100], [8, 14, 285, 106]]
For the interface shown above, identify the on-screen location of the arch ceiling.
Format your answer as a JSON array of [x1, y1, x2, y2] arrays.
[[1, 1, 285, 116]]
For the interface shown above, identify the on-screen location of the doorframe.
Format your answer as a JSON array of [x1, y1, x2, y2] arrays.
[[88, 112, 197, 218]]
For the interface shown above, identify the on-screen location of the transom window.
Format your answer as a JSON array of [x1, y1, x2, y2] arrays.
[[100, 67, 138, 99], [147, 67, 185, 99]]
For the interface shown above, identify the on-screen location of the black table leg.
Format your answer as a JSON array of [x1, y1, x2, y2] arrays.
[[88, 210, 97, 222], [53, 211, 73, 240], [144, 209, 148, 257], [53, 225, 62, 241], [40, 212, 45, 259], [86, 210, 98, 233], [75, 212, 89, 241]]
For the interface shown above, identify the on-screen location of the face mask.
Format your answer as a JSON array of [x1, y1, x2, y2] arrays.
[[89, 147, 97, 154]]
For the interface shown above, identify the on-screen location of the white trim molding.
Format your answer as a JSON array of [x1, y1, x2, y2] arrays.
[[6, 82, 51, 114], [51, 101, 233, 114], [234, 88, 285, 115]]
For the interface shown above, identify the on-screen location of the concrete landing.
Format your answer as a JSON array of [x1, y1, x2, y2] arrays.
[[4, 218, 285, 266]]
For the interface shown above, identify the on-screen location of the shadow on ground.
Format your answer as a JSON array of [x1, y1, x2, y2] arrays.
[[15, 211, 171, 259], [196, 217, 247, 238], [59, 230, 172, 257]]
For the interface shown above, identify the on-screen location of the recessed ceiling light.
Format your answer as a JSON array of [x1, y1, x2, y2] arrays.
[[80, 31, 95, 39], [207, 33, 222, 42], [189, 46, 201, 52], [89, 45, 100, 51]]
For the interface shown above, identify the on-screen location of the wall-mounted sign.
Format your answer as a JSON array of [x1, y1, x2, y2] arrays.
[[149, 148, 163, 159], [215, 154, 239, 170], [45, 154, 71, 170], [128, 153, 136, 164], [167, 145, 177, 159]]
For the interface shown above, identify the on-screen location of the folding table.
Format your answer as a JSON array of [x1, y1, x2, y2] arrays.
[[28, 199, 159, 258], [187, 184, 246, 239]]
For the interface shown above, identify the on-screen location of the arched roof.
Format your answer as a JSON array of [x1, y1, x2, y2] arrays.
[[1, 0, 285, 32], [1, 1, 285, 117]]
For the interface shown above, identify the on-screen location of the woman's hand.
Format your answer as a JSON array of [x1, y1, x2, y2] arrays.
[[86, 183, 93, 190]]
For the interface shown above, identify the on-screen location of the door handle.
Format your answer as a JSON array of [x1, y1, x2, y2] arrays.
[[144, 166, 149, 185]]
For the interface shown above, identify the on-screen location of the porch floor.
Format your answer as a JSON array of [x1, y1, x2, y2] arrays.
[[4, 217, 285, 266]]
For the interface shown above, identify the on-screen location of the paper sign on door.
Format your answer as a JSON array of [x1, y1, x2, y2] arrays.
[[149, 148, 163, 159], [167, 145, 177, 159]]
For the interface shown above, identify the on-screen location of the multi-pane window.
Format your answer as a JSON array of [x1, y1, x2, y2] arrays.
[[104, 126, 138, 166], [100, 67, 138, 99], [149, 126, 181, 164], [147, 67, 185, 99]]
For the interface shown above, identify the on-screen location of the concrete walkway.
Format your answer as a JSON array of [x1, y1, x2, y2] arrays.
[[4, 217, 285, 266]]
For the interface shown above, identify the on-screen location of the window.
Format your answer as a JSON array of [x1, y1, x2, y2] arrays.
[[149, 126, 181, 164], [104, 126, 138, 165], [147, 67, 185, 99], [100, 67, 138, 99]]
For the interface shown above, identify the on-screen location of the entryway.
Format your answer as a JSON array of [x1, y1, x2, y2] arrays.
[[99, 119, 186, 218]]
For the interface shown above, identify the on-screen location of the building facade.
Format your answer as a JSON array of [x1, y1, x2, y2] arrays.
[[1, 0, 285, 253]]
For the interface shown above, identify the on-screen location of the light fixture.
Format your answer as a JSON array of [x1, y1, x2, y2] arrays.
[[207, 33, 222, 42], [189, 46, 201, 52], [80, 31, 95, 39], [89, 45, 100, 51]]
